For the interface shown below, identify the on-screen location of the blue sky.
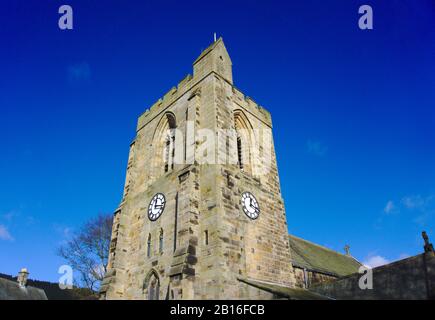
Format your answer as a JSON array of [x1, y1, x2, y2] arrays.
[[1, 0, 434, 282]]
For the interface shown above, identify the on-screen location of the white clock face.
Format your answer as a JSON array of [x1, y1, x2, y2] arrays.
[[148, 193, 166, 221], [241, 192, 260, 220]]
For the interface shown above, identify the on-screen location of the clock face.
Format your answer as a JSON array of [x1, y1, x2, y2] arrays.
[[241, 192, 260, 220], [148, 193, 166, 221]]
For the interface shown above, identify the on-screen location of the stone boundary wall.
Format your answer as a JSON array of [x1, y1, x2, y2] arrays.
[[310, 252, 435, 300]]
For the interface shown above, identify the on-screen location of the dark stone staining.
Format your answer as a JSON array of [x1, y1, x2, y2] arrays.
[[189, 237, 198, 247], [186, 255, 198, 265], [220, 237, 230, 243]]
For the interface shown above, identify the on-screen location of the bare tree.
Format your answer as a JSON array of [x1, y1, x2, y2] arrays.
[[57, 213, 113, 292]]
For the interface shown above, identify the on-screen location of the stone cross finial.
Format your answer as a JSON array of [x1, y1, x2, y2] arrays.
[[422, 231, 434, 253], [17, 268, 29, 287], [344, 245, 350, 256]]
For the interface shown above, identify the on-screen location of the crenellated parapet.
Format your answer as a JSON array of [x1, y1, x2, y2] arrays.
[[231, 86, 272, 127], [136, 72, 272, 133], [136, 73, 196, 132]]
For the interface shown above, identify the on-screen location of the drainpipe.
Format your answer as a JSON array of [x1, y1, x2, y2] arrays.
[[303, 268, 309, 288]]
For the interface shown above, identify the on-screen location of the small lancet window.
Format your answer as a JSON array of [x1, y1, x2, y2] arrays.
[[204, 230, 209, 246], [147, 234, 152, 258], [159, 229, 164, 254]]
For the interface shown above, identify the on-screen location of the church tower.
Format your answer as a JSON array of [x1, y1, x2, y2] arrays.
[[100, 38, 296, 300]]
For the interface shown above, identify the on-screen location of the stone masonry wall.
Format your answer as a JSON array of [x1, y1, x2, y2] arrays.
[[213, 72, 296, 298], [311, 252, 435, 300], [101, 39, 296, 299]]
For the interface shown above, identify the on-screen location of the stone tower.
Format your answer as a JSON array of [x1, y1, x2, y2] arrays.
[[100, 38, 296, 300]]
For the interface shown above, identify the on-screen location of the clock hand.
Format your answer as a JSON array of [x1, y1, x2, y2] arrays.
[[250, 199, 258, 212]]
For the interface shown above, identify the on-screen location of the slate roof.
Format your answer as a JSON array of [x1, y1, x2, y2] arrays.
[[238, 277, 330, 300], [0, 277, 47, 300], [0, 273, 94, 300], [289, 235, 362, 277]]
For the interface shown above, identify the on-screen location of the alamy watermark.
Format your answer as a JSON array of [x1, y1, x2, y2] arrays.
[[359, 5, 373, 30], [58, 265, 73, 290], [157, 123, 274, 177], [358, 265, 373, 290], [58, 5, 73, 30]]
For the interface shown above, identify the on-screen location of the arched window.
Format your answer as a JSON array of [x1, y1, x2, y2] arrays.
[[147, 234, 152, 258], [159, 229, 164, 254], [152, 113, 177, 176], [234, 110, 253, 175], [144, 270, 160, 300], [164, 132, 176, 173]]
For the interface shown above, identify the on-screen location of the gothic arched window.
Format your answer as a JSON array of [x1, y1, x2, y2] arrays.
[[234, 110, 253, 175], [144, 270, 160, 300], [152, 113, 177, 177]]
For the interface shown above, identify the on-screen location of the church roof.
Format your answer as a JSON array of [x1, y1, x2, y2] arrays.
[[289, 235, 362, 277], [0, 277, 47, 300], [0, 273, 94, 300], [238, 277, 331, 300]]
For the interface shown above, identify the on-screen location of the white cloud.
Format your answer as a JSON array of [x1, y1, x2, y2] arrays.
[[25, 216, 37, 226], [2, 211, 19, 221], [363, 255, 389, 268], [401, 195, 426, 210], [384, 200, 396, 214], [306, 140, 328, 157], [377, 194, 434, 227], [63, 227, 72, 237], [53, 223, 73, 238], [0, 225, 14, 241], [363, 252, 413, 268], [414, 213, 430, 226], [400, 194, 434, 226]]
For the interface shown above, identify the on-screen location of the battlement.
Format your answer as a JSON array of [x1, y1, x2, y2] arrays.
[[136, 73, 196, 131], [231, 86, 272, 126], [137, 72, 272, 131], [137, 38, 271, 131]]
